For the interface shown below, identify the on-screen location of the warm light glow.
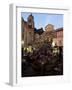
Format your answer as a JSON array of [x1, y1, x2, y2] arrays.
[[52, 41, 55, 47], [27, 46, 33, 53], [21, 40, 24, 45]]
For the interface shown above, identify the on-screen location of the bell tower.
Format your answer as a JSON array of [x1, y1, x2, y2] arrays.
[[27, 14, 34, 45]]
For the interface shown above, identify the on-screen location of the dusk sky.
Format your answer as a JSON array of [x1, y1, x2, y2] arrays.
[[21, 12, 63, 30]]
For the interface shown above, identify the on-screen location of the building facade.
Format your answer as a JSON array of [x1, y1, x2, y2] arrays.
[[53, 28, 63, 46], [22, 14, 34, 48]]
